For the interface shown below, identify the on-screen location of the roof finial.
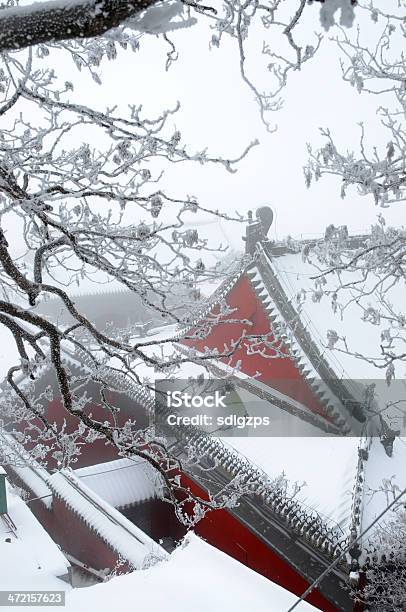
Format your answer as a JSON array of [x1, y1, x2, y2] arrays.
[[243, 206, 274, 255]]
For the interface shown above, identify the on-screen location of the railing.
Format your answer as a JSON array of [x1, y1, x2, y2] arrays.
[[159, 414, 347, 561]]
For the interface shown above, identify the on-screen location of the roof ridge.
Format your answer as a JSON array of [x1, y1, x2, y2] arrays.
[[47, 469, 167, 568], [174, 342, 342, 435], [178, 256, 251, 334], [255, 244, 366, 429], [162, 417, 347, 560], [259, 232, 370, 258]]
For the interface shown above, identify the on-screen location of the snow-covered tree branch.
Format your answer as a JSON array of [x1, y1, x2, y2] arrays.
[[0, 0, 157, 51], [0, 23, 262, 520], [301, 2, 406, 382], [305, 2, 406, 206]]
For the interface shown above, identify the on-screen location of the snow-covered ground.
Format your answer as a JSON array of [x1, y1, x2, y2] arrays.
[[0, 479, 316, 612], [0, 483, 70, 591], [63, 533, 316, 612]]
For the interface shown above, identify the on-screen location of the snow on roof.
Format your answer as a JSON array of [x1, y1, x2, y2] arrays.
[[0, 434, 53, 509], [225, 436, 360, 533], [74, 457, 161, 508], [42, 273, 130, 299], [361, 436, 406, 543], [0, 483, 70, 590], [63, 532, 317, 612], [196, 275, 225, 299], [132, 322, 181, 344], [171, 344, 360, 533], [6, 463, 53, 509], [47, 470, 167, 569], [258, 247, 406, 439], [107, 333, 360, 535], [210, 245, 406, 548], [269, 250, 396, 380]]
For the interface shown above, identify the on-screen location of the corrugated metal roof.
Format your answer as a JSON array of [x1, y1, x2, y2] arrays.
[[74, 457, 161, 508]]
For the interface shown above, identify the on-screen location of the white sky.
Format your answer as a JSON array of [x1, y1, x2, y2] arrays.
[[7, 1, 406, 246], [65, 3, 403, 246]]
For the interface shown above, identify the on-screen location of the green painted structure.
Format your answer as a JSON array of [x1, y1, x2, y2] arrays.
[[0, 467, 7, 514]]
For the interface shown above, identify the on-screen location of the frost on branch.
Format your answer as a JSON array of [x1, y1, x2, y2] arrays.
[[358, 507, 406, 611], [301, 4, 406, 379], [305, 7, 406, 207], [0, 31, 255, 519], [302, 217, 406, 376], [0, 0, 332, 131], [0, 0, 156, 52]]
